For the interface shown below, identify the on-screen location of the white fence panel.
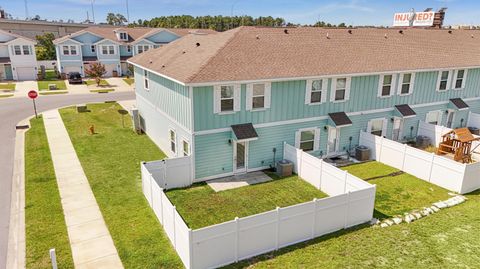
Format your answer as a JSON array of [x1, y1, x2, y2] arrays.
[[467, 112, 480, 129], [162, 195, 176, 243], [300, 152, 322, 188], [141, 163, 153, 207], [429, 156, 465, 193], [174, 211, 192, 269], [417, 121, 452, 146], [283, 142, 301, 173], [462, 162, 480, 194], [320, 163, 347, 196], [164, 156, 193, 189], [238, 211, 277, 260], [345, 174, 371, 191], [278, 202, 316, 248], [151, 181, 163, 224], [403, 147, 434, 181], [379, 139, 405, 170], [37, 60, 57, 69], [346, 187, 376, 227], [314, 194, 348, 236], [359, 132, 379, 160]]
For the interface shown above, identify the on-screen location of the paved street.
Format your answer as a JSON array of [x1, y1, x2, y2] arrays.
[[0, 92, 135, 269]]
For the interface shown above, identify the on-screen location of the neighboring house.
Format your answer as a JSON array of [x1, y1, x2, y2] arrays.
[[129, 26, 480, 181], [53, 27, 216, 77], [0, 29, 37, 80]]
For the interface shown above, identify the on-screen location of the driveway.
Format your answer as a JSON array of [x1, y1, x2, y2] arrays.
[[0, 92, 135, 269]]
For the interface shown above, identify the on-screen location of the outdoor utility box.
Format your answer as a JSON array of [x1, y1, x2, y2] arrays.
[[277, 159, 293, 177], [48, 84, 57, 91], [355, 146, 371, 161], [468, 127, 480, 136], [112, 70, 118, 77], [416, 135, 431, 149], [76, 104, 87, 113]]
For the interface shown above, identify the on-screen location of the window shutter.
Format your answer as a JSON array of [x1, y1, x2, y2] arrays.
[[321, 79, 328, 103], [378, 75, 385, 97], [345, 77, 352, 100], [264, 83, 271, 108], [436, 71, 442, 91], [330, 78, 337, 102], [462, 69, 468, 89], [305, 80, 312, 104], [234, 84, 241, 112], [382, 119, 388, 137], [213, 86, 221, 114], [390, 75, 397, 96], [294, 131, 300, 148], [246, 84, 253, 111], [409, 73, 416, 94], [447, 70, 453, 90], [314, 128, 320, 151]]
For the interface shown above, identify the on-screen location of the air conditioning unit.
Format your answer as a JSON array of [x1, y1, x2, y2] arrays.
[[131, 108, 144, 134]]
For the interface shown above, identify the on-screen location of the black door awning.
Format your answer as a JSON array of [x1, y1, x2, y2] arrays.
[[328, 112, 352, 127], [449, 98, 469, 110], [394, 104, 416, 118], [231, 123, 258, 141]]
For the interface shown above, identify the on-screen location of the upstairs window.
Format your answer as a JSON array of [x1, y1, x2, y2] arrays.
[[137, 45, 150, 54], [62, 45, 77, 56], [246, 83, 271, 110], [437, 70, 450, 91], [119, 32, 128, 41], [220, 86, 235, 112], [183, 140, 190, 156], [91, 45, 96, 53], [101, 45, 115, 55], [22, 45, 31, 55], [399, 73, 415, 95], [143, 69, 149, 90], [127, 45, 132, 53], [305, 79, 327, 105], [454, 69, 467, 89], [379, 74, 394, 97], [214, 85, 240, 114], [13, 45, 21, 55], [169, 129, 176, 154], [331, 77, 350, 102]]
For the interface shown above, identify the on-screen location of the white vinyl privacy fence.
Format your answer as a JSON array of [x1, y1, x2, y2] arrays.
[[417, 121, 452, 146], [359, 131, 480, 194], [467, 112, 480, 129], [141, 144, 376, 269], [142, 156, 193, 189]]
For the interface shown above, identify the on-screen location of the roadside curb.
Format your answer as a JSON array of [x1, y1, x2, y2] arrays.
[[6, 116, 34, 269]]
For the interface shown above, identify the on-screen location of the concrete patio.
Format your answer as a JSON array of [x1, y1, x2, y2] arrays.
[[207, 171, 272, 192]]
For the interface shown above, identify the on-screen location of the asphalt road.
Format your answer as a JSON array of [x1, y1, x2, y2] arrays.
[[0, 92, 135, 269]]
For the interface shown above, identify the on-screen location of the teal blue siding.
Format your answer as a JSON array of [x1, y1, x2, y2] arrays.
[[193, 69, 480, 131], [195, 132, 233, 179], [119, 45, 133, 57], [81, 45, 96, 57], [0, 46, 9, 57], [134, 66, 191, 130]]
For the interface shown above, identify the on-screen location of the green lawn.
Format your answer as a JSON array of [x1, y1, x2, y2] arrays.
[[166, 174, 328, 229], [0, 94, 13, 98], [37, 80, 67, 91], [341, 161, 451, 219], [90, 88, 115, 93], [85, 79, 110, 86], [59, 103, 183, 269], [25, 117, 73, 268], [123, 78, 134, 85], [0, 83, 15, 91], [39, 91, 69, 95]]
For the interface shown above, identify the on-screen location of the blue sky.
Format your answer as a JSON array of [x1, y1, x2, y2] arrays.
[[2, 0, 479, 26]]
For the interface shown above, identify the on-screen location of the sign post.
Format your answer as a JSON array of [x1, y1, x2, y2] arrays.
[[28, 90, 38, 118]]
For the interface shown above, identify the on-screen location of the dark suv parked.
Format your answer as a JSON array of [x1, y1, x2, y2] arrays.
[[68, 72, 83, 84]]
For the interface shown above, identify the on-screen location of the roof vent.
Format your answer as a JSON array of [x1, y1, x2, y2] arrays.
[[196, 42, 200, 47], [326, 32, 330, 39], [182, 51, 186, 54], [472, 34, 475, 38], [399, 30, 404, 34], [384, 33, 388, 39], [162, 65, 165, 68], [256, 35, 260, 39], [284, 29, 289, 34], [448, 30, 453, 34], [149, 60, 153, 64], [347, 29, 352, 34]]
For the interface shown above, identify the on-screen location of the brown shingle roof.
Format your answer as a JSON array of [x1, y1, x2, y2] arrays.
[[129, 26, 480, 84]]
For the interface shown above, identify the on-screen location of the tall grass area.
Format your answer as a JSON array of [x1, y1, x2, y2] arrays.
[[25, 117, 73, 268], [59, 103, 183, 268]]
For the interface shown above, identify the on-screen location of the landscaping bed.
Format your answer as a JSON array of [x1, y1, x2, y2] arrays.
[[341, 161, 451, 218], [25, 117, 73, 268], [59, 103, 183, 268], [85, 79, 110, 86], [0, 83, 15, 91], [166, 173, 328, 229]]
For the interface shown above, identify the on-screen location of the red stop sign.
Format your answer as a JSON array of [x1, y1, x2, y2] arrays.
[[28, 90, 38, 99]]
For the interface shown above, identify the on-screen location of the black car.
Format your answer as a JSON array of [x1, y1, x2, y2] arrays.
[[68, 72, 83, 84]]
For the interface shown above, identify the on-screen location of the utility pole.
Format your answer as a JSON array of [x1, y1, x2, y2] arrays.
[[91, 0, 95, 24], [24, 0, 29, 20], [126, 0, 130, 23]]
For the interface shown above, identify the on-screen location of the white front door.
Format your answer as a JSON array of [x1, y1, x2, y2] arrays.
[[327, 127, 340, 155], [392, 118, 404, 141], [446, 111, 455, 128], [234, 141, 248, 173]]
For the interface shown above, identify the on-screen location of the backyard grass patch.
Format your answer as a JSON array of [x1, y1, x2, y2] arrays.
[[90, 88, 114, 93], [167, 174, 328, 229], [123, 78, 134, 85], [37, 80, 67, 91], [25, 117, 73, 268], [85, 79, 110, 86], [40, 70, 59, 81], [59, 103, 183, 268], [341, 161, 451, 218], [0, 83, 15, 91]]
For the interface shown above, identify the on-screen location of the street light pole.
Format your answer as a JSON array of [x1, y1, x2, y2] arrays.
[[230, 0, 240, 30], [91, 0, 95, 23], [126, 0, 130, 23]]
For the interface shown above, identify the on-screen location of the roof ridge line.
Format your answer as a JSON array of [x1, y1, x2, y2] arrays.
[[185, 27, 243, 83]]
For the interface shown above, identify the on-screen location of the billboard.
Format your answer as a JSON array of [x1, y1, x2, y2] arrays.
[[393, 11, 435, 27]]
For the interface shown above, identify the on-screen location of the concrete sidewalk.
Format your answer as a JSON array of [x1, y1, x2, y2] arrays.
[[42, 110, 123, 269]]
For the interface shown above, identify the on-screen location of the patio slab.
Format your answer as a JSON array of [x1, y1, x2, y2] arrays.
[[207, 171, 272, 192]]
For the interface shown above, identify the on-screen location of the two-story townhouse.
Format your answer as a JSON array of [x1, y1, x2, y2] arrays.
[[53, 27, 216, 77], [0, 29, 37, 80], [129, 26, 480, 181]]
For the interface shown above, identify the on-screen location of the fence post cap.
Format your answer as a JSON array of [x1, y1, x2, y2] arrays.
[[276, 206, 280, 210], [235, 217, 239, 220]]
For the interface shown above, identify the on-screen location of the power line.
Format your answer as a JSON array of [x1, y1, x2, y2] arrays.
[[24, 0, 29, 19], [126, 0, 130, 23], [91, 0, 95, 23]]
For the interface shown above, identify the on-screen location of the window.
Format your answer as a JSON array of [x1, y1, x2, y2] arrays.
[[368, 118, 386, 137], [143, 69, 149, 90], [101, 45, 115, 55], [153, 45, 161, 49], [69, 46, 77, 55], [399, 73, 414, 95], [127, 45, 131, 53], [169, 129, 176, 153], [426, 111, 442, 125], [13, 45, 21, 55], [91, 45, 96, 53], [252, 84, 265, 109], [437, 70, 450, 91], [62, 45, 77, 56], [183, 140, 190, 156], [332, 77, 349, 101], [379, 74, 394, 97], [305, 79, 327, 104], [220, 85, 235, 112], [22, 45, 30, 55], [119, 32, 128, 40], [454, 69, 467, 89], [295, 128, 320, 152], [137, 45, 149, 54], [247, 83, 271, 110]]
